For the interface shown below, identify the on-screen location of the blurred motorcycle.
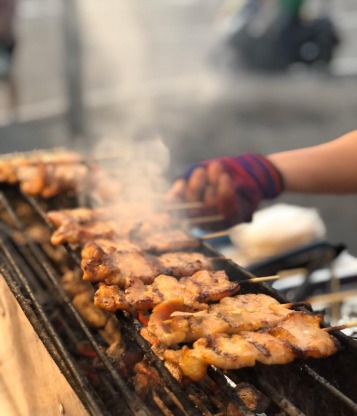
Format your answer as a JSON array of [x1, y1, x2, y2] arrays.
[[217, 0, 340, 72]]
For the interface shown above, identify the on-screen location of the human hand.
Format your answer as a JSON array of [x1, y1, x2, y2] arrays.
[[166, 154, 284, 229]]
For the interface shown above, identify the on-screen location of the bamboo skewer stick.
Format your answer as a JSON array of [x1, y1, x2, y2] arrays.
[[278, 301, 311, 309], [323, 321, 357, 332], [248, 275, 281, 283], [185, 214, 225, 225], [200, 228, 233, 240], [166, 201, 204, 210]]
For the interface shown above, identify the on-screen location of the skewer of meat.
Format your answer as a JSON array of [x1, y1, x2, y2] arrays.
[[0, 149, 89, 197], [47, 201, 204, 229], [81, 239, 214, 284], [93, 268, 283, 313], [47, 204, 225, 252], [46, 203, 161, 227], [49, 210, 201, 252], [163, 312, 340, 381], [0, 149, 81, 183], [48, 207, 176, 245], [142, 294, 299, 346], [0, 149, 123, 199], [94, 270, 240, 313], [18, 162, 90, 198], [138, 229, 201, 253], [89, 251, 162, 287]]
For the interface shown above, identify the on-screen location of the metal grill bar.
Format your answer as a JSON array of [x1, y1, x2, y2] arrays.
[[206, 368, 257, 416], [301, 363, 357, 413], [118, 313, 209, 416], [0, 240, 110, 416]]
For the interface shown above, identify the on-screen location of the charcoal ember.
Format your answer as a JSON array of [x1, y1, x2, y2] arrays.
[[76, 340, 97, 358], [235, 382, 270, 413], [133, 360, 162, 399]]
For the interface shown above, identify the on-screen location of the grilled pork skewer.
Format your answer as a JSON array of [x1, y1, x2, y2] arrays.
[[0, 149, 123, 199], [87, 251, 162, 286], [94, 273, 288, 316], [0, 149, 81, 183], [48, 212, 171, 246], [48, 207, 201, 252], [163, 312, 339, 381], [94, 270, 240, 313], [81, 239, 214, 284], [47, 201, 205, 227], [0, 149, 90, 198], [139, 229, 201, 253], [47, 206, 222, 251], [143, 293, 297, 346], [18, 163, 90, 198], [47, 203, 163, 227]]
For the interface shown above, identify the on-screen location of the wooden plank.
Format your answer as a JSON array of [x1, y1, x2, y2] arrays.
[[0, 376, 19, 416], [0, 276, 89, 416]]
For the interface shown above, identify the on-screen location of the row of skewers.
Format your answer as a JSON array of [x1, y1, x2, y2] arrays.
[[0, 148, 351, 385], [44, 198, 343, 383]]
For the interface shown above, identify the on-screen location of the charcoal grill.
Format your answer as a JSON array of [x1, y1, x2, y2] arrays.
[[0, 184, 356, 416]]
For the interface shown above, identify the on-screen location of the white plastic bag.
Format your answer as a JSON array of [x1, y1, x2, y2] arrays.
[[229, 203, 326, 265]]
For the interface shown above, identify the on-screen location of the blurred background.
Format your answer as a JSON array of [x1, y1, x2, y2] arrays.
[[0, 0, 357, 255]]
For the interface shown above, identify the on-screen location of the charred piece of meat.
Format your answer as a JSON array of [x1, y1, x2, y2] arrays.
[[164, 312, 339, 381], [0, 149, 91, 198], [47, 202, 161, 227], [144, 293, 294, 346], [47, 206, 187, 248], [49, 216, 200, 252], [0, 149, 123, 199], [94, 270, 240, 313], [18, 163, 89, 198], [81, 239, 213, 284], [0, 149, 80, 184], [138, 229, 200, 253], [86, 251, 162, 286]]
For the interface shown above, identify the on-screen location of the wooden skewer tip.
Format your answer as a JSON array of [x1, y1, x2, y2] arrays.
[[279, 301, 311, 309], [248, 275, 281, 283], [166, 201, 205, 210], [323, 321, 357, 332], [200, 228, 232, 240]]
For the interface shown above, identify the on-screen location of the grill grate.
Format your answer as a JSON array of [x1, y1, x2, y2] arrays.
[[0, 185, 356, 416]]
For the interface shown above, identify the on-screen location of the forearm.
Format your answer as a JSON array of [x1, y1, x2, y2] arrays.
[[267, 130, 357, 194]]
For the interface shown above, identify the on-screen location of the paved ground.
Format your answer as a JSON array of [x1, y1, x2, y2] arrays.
[[0, 0, 357, 253]]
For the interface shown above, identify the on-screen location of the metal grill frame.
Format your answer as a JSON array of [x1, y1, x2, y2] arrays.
[[0, 185, 356, 416]]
